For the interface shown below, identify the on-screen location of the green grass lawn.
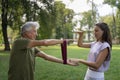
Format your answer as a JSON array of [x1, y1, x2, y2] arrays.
[[0, 45, 120, 80]]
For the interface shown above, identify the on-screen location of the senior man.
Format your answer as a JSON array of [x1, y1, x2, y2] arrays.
[[8, 21, 78, 80]]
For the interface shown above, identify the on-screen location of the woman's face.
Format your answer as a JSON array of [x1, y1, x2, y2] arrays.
[[94, 26, 104, 41]]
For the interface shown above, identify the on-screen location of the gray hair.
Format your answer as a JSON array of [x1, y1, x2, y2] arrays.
[[21, 21, 40, 35]]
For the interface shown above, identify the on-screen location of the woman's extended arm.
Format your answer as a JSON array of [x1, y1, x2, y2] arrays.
[[69, 48, 109, 70]]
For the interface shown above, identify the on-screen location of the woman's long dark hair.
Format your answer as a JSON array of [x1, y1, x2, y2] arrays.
[[95, 22, 112, 47]]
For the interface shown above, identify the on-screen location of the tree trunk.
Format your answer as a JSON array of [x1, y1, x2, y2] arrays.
[[112, 10, 116, 40], [1, 0, 10, 51], [87, 31, 90, 42]]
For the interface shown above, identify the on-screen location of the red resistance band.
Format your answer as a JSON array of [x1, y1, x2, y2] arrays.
[[61, 40, 67, 64]]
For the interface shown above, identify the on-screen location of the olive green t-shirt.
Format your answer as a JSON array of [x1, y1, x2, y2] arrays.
[[8, 38, 40, 80]]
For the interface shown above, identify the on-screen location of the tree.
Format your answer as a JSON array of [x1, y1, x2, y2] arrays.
[[78, 0, 99, 41], [8, 0, 24, 34], [104, 0, 120, 9], [80, 10, 97, 41], [116, 10, 120, 43], [1, 0, 56, 51], [36, 0, 56, 39], [1, 0, 10, 51], [54, 1, 74, 39], [103, 0, 117, 40], [103, 0, 120, 43], [87, 0, 100, 25], [100, 15, 113, 38]]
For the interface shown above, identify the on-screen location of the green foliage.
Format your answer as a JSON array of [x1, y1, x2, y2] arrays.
[[81, 10, 93, 27], [8, 0, 24, 29], [1, 0, 75, 42], [103, 0, 120, 9], [54, 1, 74, 39], [80, 10, 97, 41], [116, 10, 120, 42], [101, 15, 115, 38], [103, 0, 120, 43], [1, 0, 58, 40], [37, 8, 55, 39], [0, 26, 3, 45]]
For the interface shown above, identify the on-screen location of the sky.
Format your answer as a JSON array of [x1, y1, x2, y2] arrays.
[[61, 0, 114, 16], [55, 0, 116, 28]]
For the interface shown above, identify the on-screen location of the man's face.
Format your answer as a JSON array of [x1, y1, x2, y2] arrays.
[[24, 27, 38, 40]]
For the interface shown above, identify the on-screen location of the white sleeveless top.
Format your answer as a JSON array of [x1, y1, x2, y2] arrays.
[[88, 41, 111, 72]]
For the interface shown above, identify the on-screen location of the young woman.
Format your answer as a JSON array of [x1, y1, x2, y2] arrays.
[[71, 22, 112, 80]]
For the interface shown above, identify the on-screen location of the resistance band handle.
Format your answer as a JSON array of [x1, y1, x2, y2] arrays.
[[61, 40, 67, 64]]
